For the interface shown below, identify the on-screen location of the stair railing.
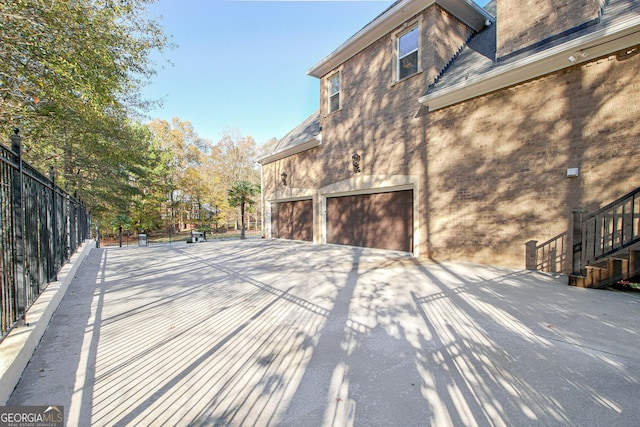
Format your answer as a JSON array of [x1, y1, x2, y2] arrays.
[[528, 232, 567, 273], [572, 187, 640, 275]]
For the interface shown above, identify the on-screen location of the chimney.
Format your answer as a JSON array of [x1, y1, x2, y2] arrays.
[[496, 0, 604, 59]]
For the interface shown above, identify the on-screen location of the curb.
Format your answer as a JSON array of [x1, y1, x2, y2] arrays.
[[0, 240, 95, 405]]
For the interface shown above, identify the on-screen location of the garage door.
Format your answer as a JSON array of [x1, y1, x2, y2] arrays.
[[271, 199, 313, 241], [326, 190, 413, 252]]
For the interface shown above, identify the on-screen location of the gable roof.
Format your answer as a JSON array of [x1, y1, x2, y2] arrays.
[[258, 111, 321, 165], [420, 0, 640, 110], [307, 0, 494, 79], [261, 1, 494, 164]]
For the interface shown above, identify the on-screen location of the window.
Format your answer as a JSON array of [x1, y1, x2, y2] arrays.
[[328, 72, 340, 113], [398, 26, 419, 80]]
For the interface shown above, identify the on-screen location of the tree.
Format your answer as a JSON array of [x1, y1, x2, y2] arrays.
[[148, 118, 212, 230], [208, 129, 260, 225], [228, 181, 260, 240], [212, 129, 260, 189], [0, 0, 170, 217], [109, 213, 132, 247], [1, 0, 168, 129]]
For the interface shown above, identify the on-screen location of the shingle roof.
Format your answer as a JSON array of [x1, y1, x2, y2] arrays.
[[424, 0, 640, 100], [259, 111, 321, 163]]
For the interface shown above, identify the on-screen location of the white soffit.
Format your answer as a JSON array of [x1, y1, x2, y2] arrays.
[[419, 16, 640, 111], [307, 0, 492, 79], [259, 135, 322, 165]]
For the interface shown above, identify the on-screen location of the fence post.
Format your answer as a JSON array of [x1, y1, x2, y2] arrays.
[[65, 184, 70, 260], [49, 166, 58, 281], [571, 209, 584, 275], [10, 129, 26, 321], [525, 240, 538, 270]]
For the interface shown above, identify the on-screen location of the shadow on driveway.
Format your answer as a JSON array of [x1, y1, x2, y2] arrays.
[[8, 240, 640, 426]]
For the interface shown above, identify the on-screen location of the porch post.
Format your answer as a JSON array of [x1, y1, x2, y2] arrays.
[[571, 209, 584, 275], [525, 240, 538, 270]]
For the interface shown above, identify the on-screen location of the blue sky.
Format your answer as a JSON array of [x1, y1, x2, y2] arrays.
[[142, 0, 491, 146]]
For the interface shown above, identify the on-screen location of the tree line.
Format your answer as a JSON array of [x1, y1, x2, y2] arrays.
[[0, 0, 263, 237]]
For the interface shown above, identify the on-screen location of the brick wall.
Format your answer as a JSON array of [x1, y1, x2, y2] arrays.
[[262, 4, 639, 270], [497, 0, 602, 58], [316, 4, 472, 180], [424, 45, 640, 268], [264, 5, 472, 197]]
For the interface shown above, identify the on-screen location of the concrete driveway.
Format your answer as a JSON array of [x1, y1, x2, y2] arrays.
[[8, 239, 640, 426]]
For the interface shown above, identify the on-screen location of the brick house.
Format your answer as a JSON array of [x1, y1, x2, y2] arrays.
[[259, 0, 640, 272]]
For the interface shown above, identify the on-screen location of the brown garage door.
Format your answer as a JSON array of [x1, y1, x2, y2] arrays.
[[326, 190, 413, 252], [271, 199, 313, 241]]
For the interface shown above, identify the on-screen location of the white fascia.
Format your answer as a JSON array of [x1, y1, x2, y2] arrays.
[[307, 0, 492, 79], [258, 133, 322, 165], [419, 15, 640, 111]]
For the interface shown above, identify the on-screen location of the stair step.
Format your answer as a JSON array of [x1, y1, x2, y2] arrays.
[[585, 264, 608, 270], [606, 254, 629, 261], [585, 258, 610, 270], [568, 275, 587, 287]]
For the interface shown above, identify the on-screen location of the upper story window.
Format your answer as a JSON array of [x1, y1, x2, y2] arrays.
[[398, 26, 419, 80], [328, 72, 340, 113]]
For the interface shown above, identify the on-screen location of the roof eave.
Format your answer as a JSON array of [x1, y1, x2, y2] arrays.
[[258, 135, 322, 165], [307, 0, 492, 79], [419, 16, 640, 111]]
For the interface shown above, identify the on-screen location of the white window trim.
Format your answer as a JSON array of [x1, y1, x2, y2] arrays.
[[392, 18, 423, 83], [327, 71, 341, 114]]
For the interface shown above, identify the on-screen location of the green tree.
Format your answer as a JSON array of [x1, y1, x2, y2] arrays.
[[228, 181, 260, 240], [109, 213, 132, 247], [0, 0, 168, 128], [109, 214, 132, 232], [0, 0, 170, 216]]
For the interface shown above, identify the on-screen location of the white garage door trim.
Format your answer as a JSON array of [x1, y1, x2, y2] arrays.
[[318, 175, 420, 256]]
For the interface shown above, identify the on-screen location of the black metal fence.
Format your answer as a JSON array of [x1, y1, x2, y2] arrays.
[[97, 222, 263, 247], [1, 130, 90, 338]]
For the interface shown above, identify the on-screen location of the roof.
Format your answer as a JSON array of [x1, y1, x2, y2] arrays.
[[420, 0, 640, 110], [262, 1, 495, 163], [307, 0, 494, 79], [258, 111, 321, 164]]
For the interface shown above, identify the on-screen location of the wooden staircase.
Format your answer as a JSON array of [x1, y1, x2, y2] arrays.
[[568, 187, 640, 289], [569, 246, 640, 288]]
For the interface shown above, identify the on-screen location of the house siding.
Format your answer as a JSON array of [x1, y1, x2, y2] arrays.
[[263, 5, 472, 253], [262, 1, 639, 269]]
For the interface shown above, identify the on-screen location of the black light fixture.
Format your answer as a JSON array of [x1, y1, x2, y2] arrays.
[[352, 153, 361, 173], [281, 172, 288, 186]]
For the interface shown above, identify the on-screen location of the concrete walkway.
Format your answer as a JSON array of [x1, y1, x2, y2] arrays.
[[7, 240, 640, 426]]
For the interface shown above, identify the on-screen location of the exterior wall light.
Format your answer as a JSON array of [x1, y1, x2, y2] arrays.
[[566, 168, 579, 177], [281, 172, 288, 186], [352, 153, 361, 173]]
